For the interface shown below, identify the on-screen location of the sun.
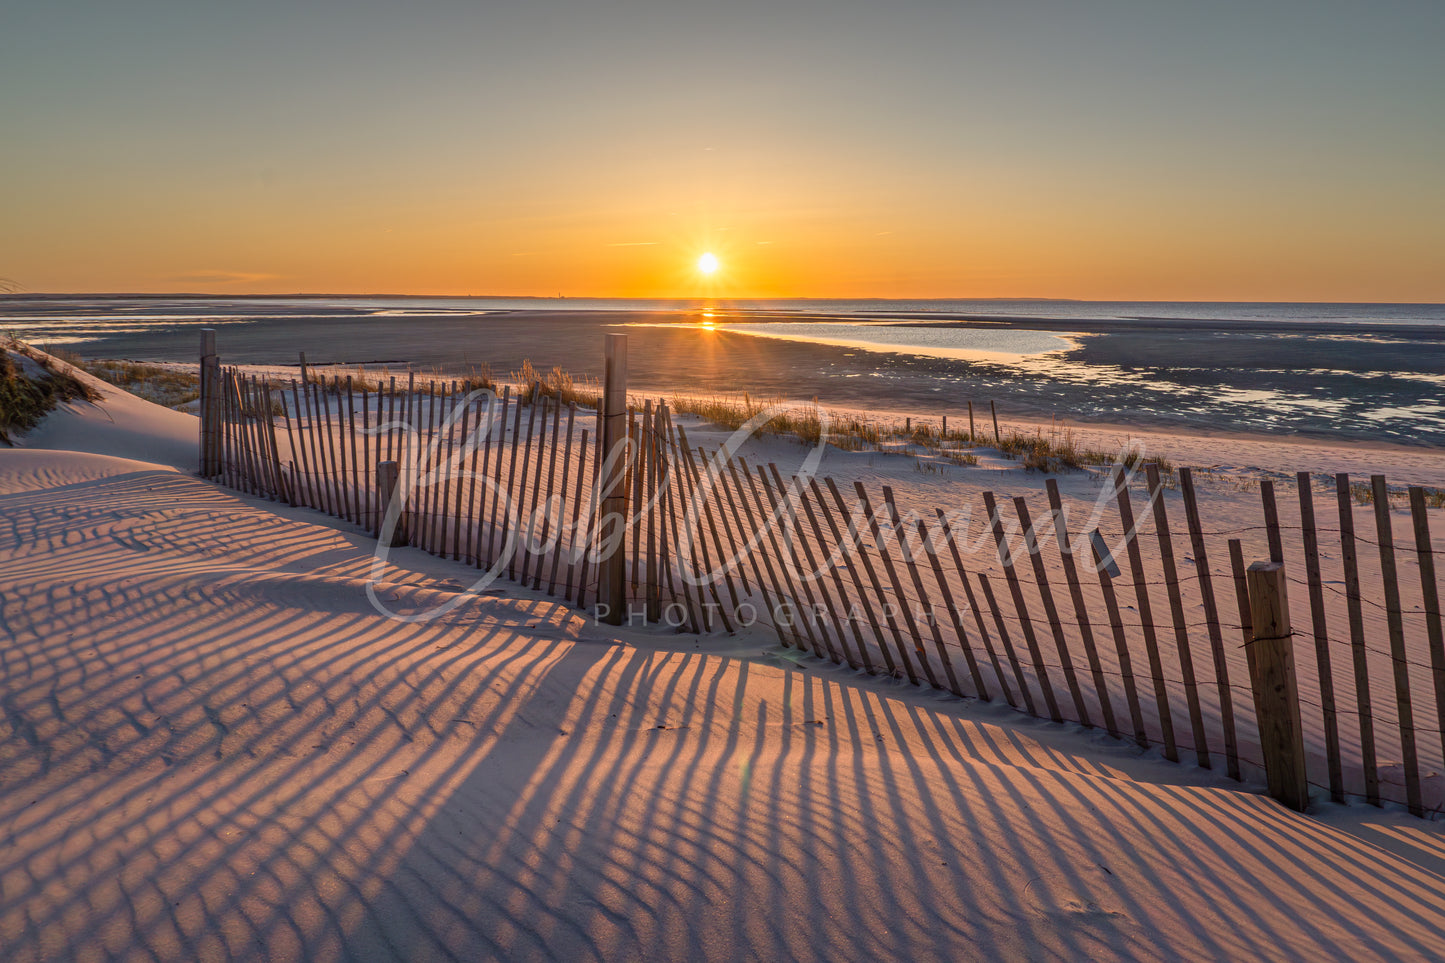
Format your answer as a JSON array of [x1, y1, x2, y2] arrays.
[[697, 252, 719, 275]]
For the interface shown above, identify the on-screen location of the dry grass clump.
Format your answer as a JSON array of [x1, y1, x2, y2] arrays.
[[668, 392, 884, 451], [990, 427, 1089, 473], [511, 359, 601, 408], [458, 364, 496, 395], [943, 449, 980, 467], [826, 412, 885, 452], [665, 386, 1166, 475], [320, 366, 385, 393], [78, 359, 201, 408], [304, 364, 496, 398], [1345, 480, 1445, 508], [0, 340, 102, 442], [245, 394, 286, 418]]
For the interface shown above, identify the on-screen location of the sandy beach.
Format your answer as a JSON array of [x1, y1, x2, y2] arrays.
[[8, 0, 1445, 956], [3, 355, 1445, 961]]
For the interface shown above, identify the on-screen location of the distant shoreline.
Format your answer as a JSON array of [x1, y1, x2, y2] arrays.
[[7, 298, 1445, 450]]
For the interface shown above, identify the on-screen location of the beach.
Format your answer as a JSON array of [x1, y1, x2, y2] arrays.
[[3, 350, 1445, 960], [8, 0, 1445, 956]]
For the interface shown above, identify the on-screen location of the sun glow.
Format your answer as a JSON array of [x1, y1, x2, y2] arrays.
[[697, 252, 719, 275]]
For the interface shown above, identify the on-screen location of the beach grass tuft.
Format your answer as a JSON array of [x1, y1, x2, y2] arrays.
[[75, 359, 201, 408], [1, 339, 103, 442]]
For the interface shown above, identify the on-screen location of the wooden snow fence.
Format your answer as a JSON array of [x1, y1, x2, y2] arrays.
[[199, 334, 1445, 817]]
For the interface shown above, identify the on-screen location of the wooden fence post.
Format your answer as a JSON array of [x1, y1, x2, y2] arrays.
[[199, 329, 220, 476], [377, 460, 408, 548], [1372, 474, 1424, 816], [596, 334, 629, 625], [990, 400, 1000, 443], [1245, 560, 1310, 812]]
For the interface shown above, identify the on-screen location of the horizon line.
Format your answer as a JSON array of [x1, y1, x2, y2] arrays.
[[3, 292, 1443, 307]]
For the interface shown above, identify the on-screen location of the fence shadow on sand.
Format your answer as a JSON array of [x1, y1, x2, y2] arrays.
[[2, 467, 1443, 960]]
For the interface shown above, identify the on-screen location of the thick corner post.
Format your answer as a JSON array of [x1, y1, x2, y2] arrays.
[[1246, 560, 1310, 812], [597, 334, 630, 625]]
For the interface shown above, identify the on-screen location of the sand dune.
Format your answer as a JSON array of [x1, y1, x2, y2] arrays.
[[2, 379, 1444, 961]]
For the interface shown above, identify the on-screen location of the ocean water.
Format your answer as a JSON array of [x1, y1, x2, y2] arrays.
[[4, 296, 1443, 446]]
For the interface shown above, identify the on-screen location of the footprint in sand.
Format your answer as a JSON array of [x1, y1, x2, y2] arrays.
[[1023, 865, 1134, 927]]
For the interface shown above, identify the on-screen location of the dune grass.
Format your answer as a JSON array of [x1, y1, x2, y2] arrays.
[[1343, 478, 1445, 508], [0, 340, 102, 442], [513, 359, 601, 408], [665, 391, 891, 452], [74, 359, 202, 409], [667, 388, 1157, 475]]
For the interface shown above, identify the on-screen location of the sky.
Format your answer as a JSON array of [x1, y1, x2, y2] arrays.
[[2, 0, 1442, 300]]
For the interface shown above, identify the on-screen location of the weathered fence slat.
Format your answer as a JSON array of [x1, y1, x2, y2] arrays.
[[480, 386, 508, 568], [643, 403, 661, 619], [279, 384, 304, 506], [563, 427, 589, 602], [717, 452, 785, 646], [982, 490, 1060, 722], [1091, 528, 1149, 749], [287, 381, 314, 510], [449, 391, 471, 561], [1013, 495, 1090, 725], [797, 476, 866, 669], [1408, 487, 1445, 755], [673, 428, 735, 629], [1297, 472, 1345, 803], [1111, 469, 1178, 762], [1179, 468, 1240, 780], [659, 414, 705, 632], [1372, 474, 1424, 817], [322, 377, 347, 519], [915, 517, 988, 699], [1145, 463, 1210, 768], [769, 466, 846, 657], [885, 487, 960, 694], [848, 482, 922, 683], [861, 482, 942, 679], [672, 414, 733, 632], [937, 509, 1012, 705], [975, 571, 1037, 715], [531, 391, 560, 585], [683, 431, 743, 612], [1334, 473, 1380, 806], [627, 406, 641, 594], [501, 389, 526, 577], [515, 391, 544, 585], [809, 477, 880, 672], [1228, 539, 1260, 699], [1260, 480, 1284, 564], [824, 477, 899, 675], [740, 460, 813, 651], [753, 467, 830, 650], [262, 382, 291, 505], [1045, 479, 1117, 738]]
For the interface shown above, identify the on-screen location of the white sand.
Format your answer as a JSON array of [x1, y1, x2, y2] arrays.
[[2, 372, 1444, 961]]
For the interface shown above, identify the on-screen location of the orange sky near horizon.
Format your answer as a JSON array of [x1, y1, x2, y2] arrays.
[[3, 1, 1442, 302]]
